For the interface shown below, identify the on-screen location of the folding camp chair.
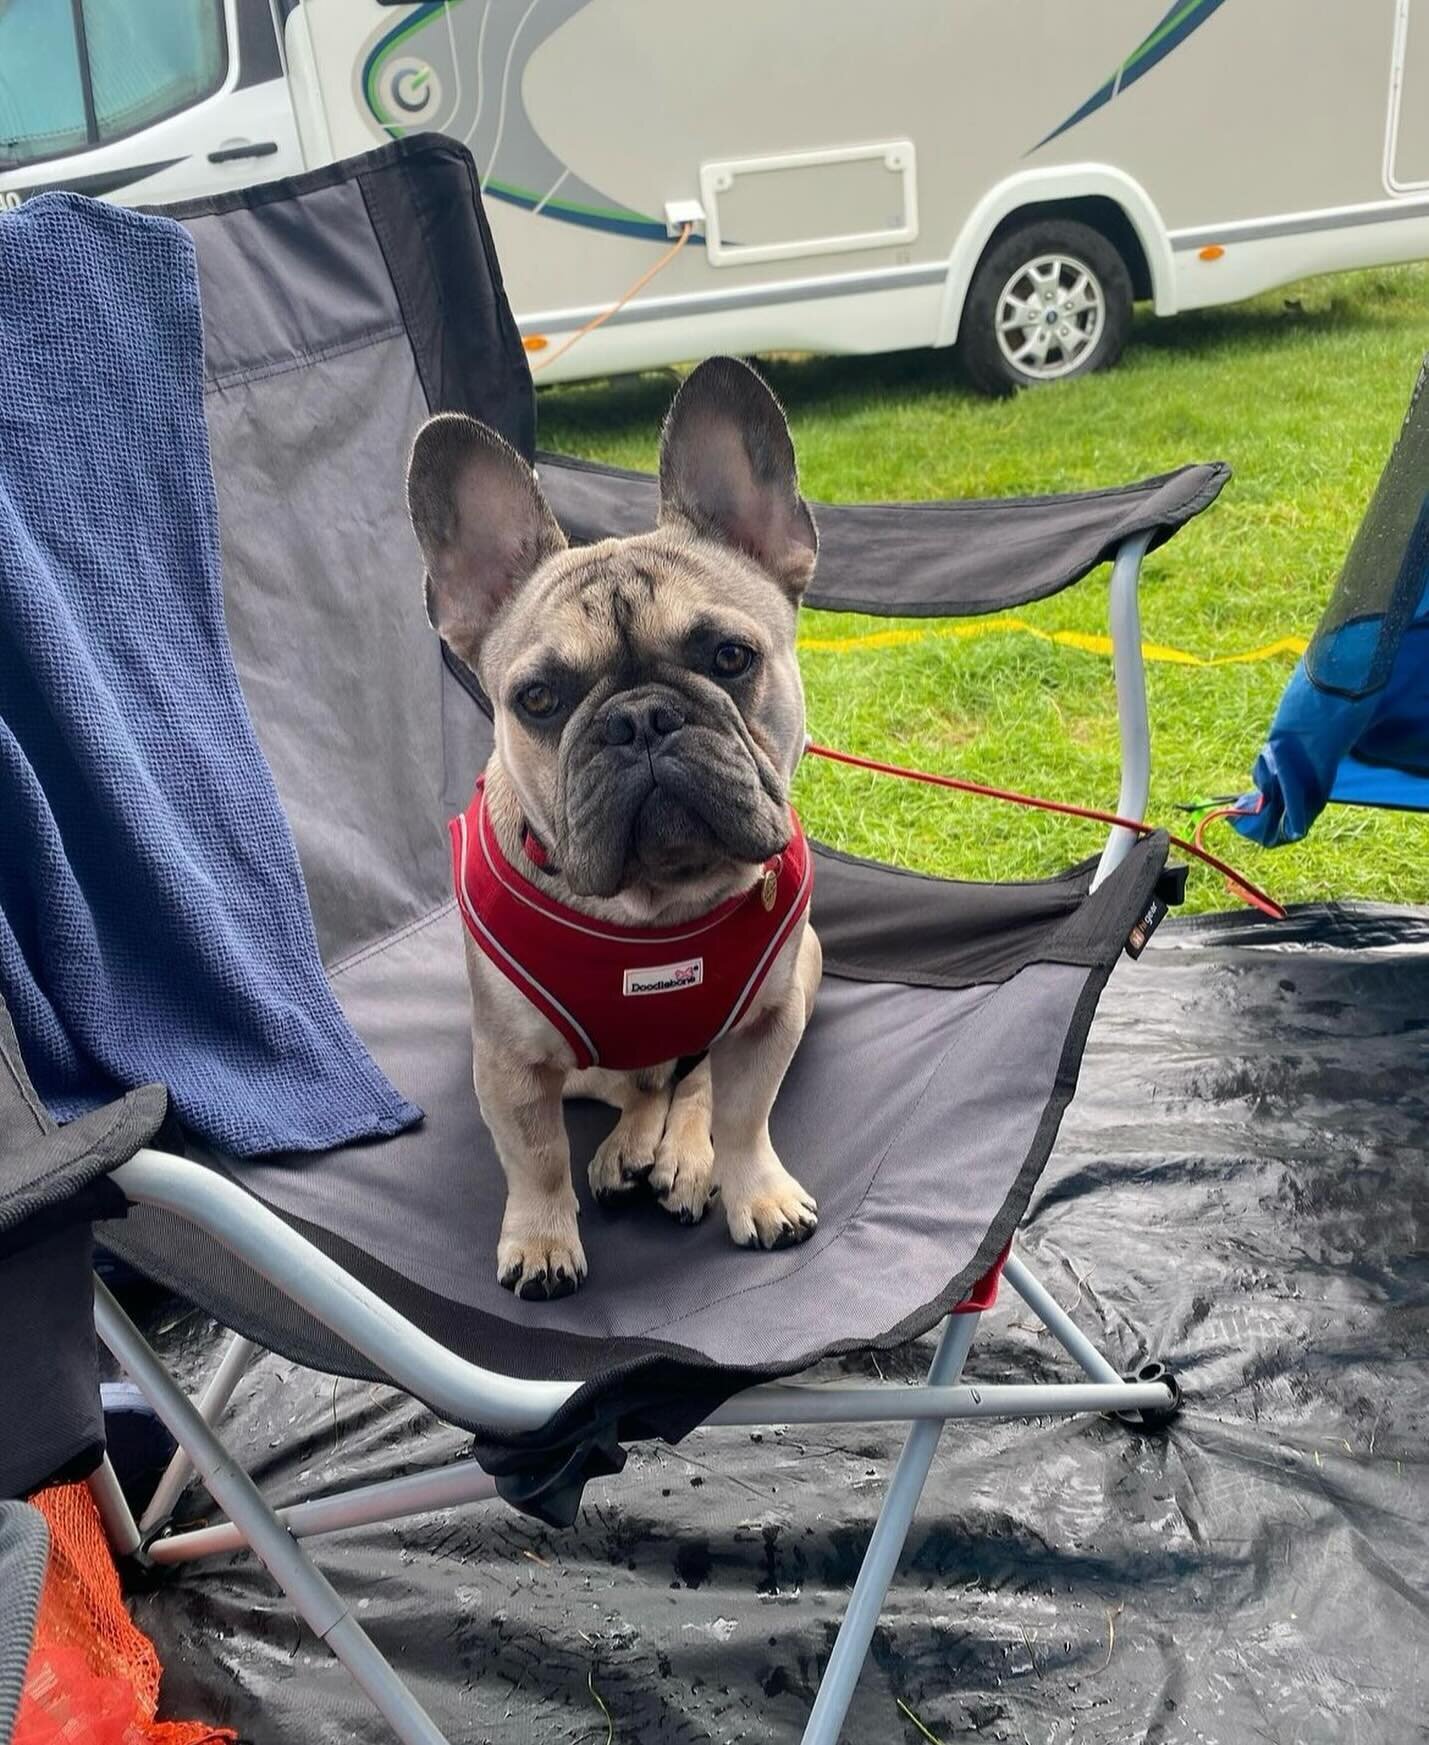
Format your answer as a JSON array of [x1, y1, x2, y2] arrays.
[[0, 137, 1228, 1745]]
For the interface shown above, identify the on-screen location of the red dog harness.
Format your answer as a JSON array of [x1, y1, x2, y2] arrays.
[[450, 779, 812, 1072]]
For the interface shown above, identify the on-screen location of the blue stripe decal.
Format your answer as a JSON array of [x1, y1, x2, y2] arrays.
[[483, 185, 671, 242], [1031, 0, 1232, 153]]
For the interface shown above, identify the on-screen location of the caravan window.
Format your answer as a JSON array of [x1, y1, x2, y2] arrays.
[[0, 1, 90, 168], [0, 0, 226, 171], [83, 0, 227, 146]]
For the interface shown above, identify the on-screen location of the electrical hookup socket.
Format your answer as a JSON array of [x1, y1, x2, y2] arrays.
[[663, 199, 706, 237]]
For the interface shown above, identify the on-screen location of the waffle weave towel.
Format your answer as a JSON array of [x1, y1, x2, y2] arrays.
[[0, 194, 421, 1155]]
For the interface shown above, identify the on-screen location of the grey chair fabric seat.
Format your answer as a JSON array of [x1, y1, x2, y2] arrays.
[[104, 822, 1166, 1500]]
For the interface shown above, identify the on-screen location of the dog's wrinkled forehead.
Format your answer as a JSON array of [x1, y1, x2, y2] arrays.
[[484, 528, 789, 689], [405, 355, 816, 682]]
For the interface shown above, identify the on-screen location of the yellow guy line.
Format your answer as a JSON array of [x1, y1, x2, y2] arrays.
[[798, 616, 1308, 668]]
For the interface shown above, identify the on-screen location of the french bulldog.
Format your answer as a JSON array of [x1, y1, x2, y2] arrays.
[[406, 357, 822, 1299]]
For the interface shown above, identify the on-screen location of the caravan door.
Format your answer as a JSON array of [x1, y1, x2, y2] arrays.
[[1388, 0, 1429, 191], [0, 0, 304, 209]]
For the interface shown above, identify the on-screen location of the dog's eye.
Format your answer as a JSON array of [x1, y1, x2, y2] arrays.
[[712, 642, 755, 678], [517, 681, 560, 720]]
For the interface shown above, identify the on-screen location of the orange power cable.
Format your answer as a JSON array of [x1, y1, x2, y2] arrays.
[[531, 224, 693, 375]]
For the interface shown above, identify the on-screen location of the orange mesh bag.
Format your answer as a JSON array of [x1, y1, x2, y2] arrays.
[[15, 1484, 234, 1745]]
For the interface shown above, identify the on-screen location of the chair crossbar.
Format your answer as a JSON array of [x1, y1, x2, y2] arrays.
[[139, 1330, 259, 1533], [146, 1372, 1170, 1566], [710, 1377, 1170, 1425], [149, 1459, 504, 1564]]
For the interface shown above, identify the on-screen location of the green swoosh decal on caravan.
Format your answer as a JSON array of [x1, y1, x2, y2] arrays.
[[1032, 0, 1231, 152], [361, 0, 667, 241]]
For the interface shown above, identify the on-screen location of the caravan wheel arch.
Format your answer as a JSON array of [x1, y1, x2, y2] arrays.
[[936, 165, 1178, 348]]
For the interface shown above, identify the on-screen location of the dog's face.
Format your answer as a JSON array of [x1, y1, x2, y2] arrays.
[[407, 359, 818, 899]]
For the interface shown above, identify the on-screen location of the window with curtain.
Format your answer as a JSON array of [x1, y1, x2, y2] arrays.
[[83, 0, 227, 144], [0, 0, 89, 168]]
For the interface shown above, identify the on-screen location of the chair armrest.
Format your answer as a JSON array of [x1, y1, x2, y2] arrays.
[[535, 452, 1229, 618]]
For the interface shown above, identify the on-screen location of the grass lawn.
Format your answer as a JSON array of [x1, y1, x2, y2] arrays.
[[539, 264, 1429, 913]]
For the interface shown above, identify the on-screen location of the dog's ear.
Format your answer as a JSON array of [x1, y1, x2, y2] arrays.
[[657, 357, 817, 596], [406, 413, 567, 666]]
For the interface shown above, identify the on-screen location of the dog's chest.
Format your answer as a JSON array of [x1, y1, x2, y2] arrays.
[[450, 786, 813, 1071]]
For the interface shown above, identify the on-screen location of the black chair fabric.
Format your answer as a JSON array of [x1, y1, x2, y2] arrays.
[[539, 451, 1230, 618], [0, 993, 166, 1500]]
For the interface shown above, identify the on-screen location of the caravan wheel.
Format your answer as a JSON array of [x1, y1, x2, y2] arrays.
[[959, 219, 1132, 396]]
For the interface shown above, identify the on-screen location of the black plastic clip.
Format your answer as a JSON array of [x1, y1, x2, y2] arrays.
[[1112, 1359, 1184, 1431]]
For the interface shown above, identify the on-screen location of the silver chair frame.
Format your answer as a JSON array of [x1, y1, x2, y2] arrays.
[[90, 533, 1170, 1745]]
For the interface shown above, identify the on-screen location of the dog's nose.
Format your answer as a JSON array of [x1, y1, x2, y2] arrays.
[[603, 698, 685, 745]]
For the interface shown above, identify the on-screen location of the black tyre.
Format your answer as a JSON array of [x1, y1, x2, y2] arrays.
[[958, 218, 1133, 396]]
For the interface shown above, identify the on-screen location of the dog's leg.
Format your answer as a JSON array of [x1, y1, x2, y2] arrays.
[[473, 1047, 586, 1299], [586, 1070, 674, 1205], [649, 1058, 715, 1225], [709, 927, 821, 1251]]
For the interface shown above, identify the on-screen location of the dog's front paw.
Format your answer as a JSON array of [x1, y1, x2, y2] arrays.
[[588, 1128, 656, 1206], [649, 1122, 715, 1225], [497, 1199, 587, 1300], [723, 1164, 817, 1251], [588, 1085, 673, 1205]]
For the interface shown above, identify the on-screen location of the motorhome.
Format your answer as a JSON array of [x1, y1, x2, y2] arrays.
[[4, 0, 1429, 391]]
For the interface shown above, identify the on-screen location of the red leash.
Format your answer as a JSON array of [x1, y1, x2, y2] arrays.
[[803, 742, 1286, 920]]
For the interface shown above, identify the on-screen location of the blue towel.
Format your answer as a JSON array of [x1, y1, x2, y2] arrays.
[[0, 194, 421, 1155]]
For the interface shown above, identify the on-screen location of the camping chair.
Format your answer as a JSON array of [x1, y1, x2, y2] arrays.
[[0, 137, 1228, 1745], [1232, 355, 1429, 844]]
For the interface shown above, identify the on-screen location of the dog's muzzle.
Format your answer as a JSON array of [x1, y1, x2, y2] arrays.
[[556, 685, 789, 897]]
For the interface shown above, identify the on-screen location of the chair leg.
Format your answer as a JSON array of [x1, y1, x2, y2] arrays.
[[801, 1311, 981, 1745], [1001, 1252, 1121, 1382], [92, 1277, 450, 1745], [139, 1329, 260, 1534], [86, 1455, 141, 1559]]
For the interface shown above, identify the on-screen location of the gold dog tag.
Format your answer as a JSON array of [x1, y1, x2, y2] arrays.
[[761, 869, 778, 910]]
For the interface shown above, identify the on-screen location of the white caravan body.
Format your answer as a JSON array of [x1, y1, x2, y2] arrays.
[[3, 0, 1429, 385]]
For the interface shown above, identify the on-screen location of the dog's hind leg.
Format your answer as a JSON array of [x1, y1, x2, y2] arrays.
[[586, 1069, 674, 1205], [649, 1059, 715, 1226]]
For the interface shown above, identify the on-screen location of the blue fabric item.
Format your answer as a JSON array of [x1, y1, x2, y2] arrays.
[[1234, 588, 1429, 845], [0, 194, 422, 1155]]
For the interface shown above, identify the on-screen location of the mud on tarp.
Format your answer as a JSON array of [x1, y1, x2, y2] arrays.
[[121, 903, 1429, 1745]]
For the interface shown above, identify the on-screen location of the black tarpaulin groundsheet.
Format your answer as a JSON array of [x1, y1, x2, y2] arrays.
[[120, 902, 1428, 1745]]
